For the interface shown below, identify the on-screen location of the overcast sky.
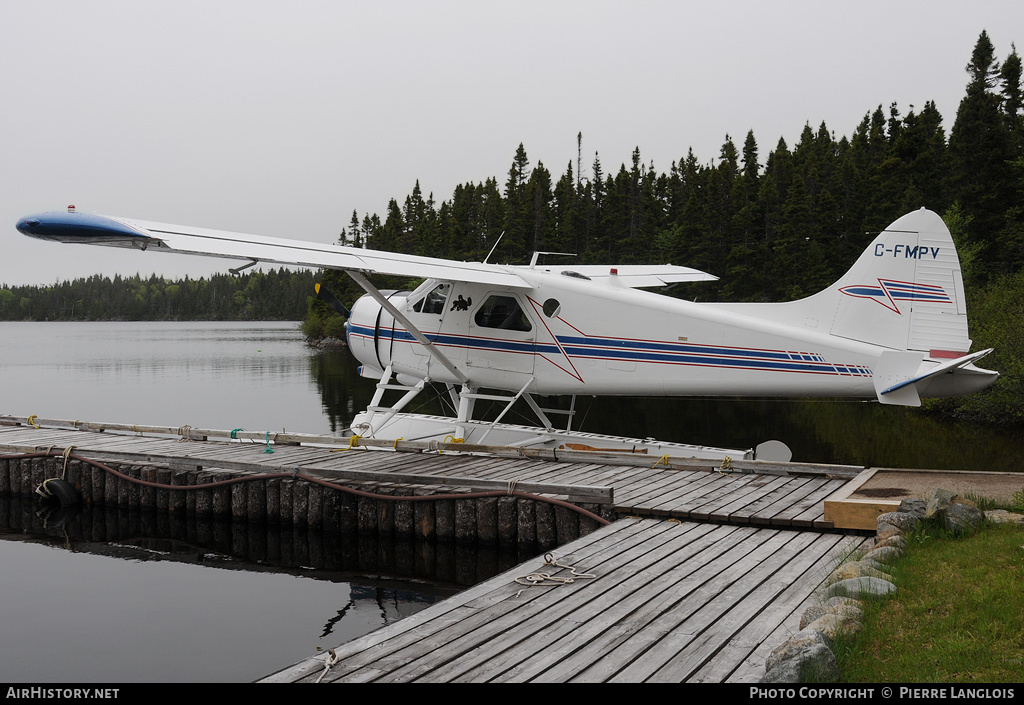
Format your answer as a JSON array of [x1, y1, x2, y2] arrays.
[[3, 0, 1022, 286]]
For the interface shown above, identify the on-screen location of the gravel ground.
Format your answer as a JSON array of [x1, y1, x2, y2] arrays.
[[854, 469, 1024, 505]]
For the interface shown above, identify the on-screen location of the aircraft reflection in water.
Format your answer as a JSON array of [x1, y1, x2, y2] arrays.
[[16, 206, 996, 461]]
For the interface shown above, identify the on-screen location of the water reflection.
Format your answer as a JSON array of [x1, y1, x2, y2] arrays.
[[0, 494, 537, 682], [1, 495, 532, 591]]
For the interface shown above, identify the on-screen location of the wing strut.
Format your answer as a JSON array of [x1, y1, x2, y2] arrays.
[[345, 270, 469, 386]]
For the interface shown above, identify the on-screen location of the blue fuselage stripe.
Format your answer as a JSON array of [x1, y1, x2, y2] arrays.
[[348, 324, 872, 376]]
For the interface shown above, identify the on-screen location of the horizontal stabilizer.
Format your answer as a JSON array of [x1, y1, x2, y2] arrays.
[[874, 349, 994, 406], [873, 351, 925, 406]]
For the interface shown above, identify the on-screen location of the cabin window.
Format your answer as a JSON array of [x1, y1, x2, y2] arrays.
[[412, 282, 450, 314], [474, 295, 532, 332], [542, 298, 561, 318]]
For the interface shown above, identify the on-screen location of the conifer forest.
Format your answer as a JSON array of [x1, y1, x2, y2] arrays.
[[6, 32, 1023, 425]]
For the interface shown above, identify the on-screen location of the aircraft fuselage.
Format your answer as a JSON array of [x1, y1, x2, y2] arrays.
[[346, 267, 884, 399]]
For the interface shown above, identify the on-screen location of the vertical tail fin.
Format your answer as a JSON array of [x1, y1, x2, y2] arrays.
[[827, 208, 970, 354], [712, 208, 994, 405]]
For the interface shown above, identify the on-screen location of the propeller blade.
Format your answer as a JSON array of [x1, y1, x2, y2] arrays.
[[315, 283, 350, 318]]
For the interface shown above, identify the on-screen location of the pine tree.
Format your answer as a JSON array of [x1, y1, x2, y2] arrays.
[[948, 31, 1016, 278], [503, 144, 532, 258]]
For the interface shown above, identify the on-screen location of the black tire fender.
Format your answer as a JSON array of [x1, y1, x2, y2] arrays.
[[36, 478, 80, 507]]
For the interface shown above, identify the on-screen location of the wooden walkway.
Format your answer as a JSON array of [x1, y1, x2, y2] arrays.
[[0, 419, 869, 682], [262, 517, 866, 683], [0, 422, 856, 528]]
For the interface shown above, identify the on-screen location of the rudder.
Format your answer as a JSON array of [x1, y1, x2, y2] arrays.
[[828, 208, 970, 355]]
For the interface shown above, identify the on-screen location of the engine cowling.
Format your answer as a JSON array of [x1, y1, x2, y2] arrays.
[[345, 290, 411, 379]]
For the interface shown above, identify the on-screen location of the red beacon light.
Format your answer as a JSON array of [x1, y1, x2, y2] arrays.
[[67, 205, 76, 213]]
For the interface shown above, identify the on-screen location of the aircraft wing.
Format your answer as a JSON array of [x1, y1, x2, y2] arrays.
[[16, 210, 531, 288]]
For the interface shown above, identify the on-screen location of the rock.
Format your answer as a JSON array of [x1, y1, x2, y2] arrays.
[[766, 629, 833, 672], [925, 488, 958, 519], [857, 556, 889, 572], [825, 561, 892, 586], [822, 595, 863, 610], [877, 511, 922, 534], [800, 603, 865, 631], [944, 501, 986, 534], [898, 498, 927, 518], [862, 544, 903, 564], [803, 613, 863, 642], [761, 643, 839, 683], [873, 534, 908, 552], [875, 522, 904, 542], [985, 509, 1024, 524], [825, 576, 897, 600]]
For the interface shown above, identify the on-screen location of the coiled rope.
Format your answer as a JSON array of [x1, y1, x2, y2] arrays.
[[514, 552, 597, 598]]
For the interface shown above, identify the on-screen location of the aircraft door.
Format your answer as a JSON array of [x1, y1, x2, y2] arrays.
[[465, 292, 536, 375]]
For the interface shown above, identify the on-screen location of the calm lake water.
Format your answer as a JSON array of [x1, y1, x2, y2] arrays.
[[0, 322, 467, 683], [1, 321, 1021, 682]]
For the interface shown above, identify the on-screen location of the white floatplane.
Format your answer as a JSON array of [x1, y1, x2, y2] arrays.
[[15, 206, 997, 461]]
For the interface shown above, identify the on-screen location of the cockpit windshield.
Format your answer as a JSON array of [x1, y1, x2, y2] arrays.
[[412, 282, 450, 314]]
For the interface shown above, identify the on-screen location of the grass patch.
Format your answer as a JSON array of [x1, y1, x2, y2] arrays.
[[835, 522, 1024, 682]]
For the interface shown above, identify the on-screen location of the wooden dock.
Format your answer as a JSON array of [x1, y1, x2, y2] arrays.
[[263, 517, 865, 683], [0, 418, 858, 529], [0, 417, 871, 682]]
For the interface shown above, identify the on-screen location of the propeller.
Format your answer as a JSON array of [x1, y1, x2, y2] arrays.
[[315, 283, 350, 318]]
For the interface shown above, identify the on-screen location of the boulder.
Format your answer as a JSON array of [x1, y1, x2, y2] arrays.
[[761, 643, 839, 683], [985, 509, 1024, 524], [877, 511, 922, 533], [925, 488, 958, 519], [897, 498, 927, 518], [825, 576, 897, 600], [861, 544, 903, 565], [944, 501, 986, 534], [800, 602, 865, 631], [822, 595, 863, 610], [803, 613, 863, 642], [766, 629, 833, 672], [873, 534, 908, 552]]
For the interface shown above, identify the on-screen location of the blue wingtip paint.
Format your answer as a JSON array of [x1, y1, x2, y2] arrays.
[[16, 211, 152, 243]]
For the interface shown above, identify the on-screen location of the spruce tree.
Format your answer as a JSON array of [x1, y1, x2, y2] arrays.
[[948, 31, 1015, 278]]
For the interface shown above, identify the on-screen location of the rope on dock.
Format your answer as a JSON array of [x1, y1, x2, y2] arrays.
[[1, 449, 611, 526], [514, 552, 597, 598], [315, 650, 340, 683]]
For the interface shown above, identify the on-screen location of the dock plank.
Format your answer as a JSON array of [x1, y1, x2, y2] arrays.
[[0, 425, 843, 526], [476, 525, 774, 683], [326, 520, 720, 683], [263, 518, 651, 683], [416, 523, 739, 683], [606, 531, 835, 682], [692, 533, 862, 683], [263, 518, 861, 683], [553, 528, 814, 683]]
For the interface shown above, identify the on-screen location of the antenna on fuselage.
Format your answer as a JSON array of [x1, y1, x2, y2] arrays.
[[483, 231, 505, 264]]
